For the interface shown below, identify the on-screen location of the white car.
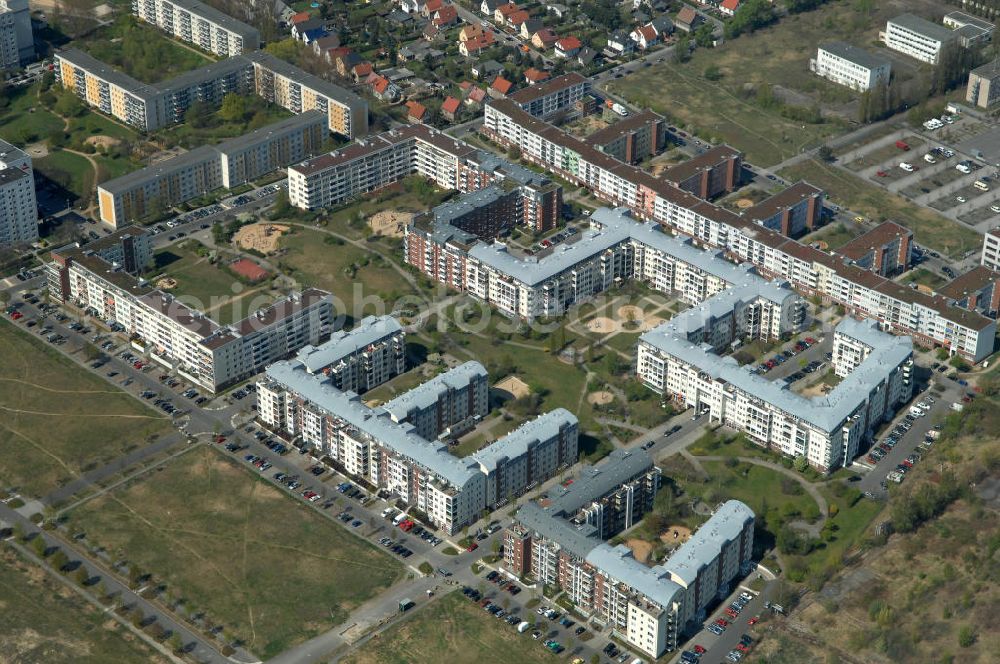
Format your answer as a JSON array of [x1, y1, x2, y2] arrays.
[[956, 196, 967, 203], [990, 204, 1000, 213], [924, 154, 936, 164], [899, 162, 914, 172]]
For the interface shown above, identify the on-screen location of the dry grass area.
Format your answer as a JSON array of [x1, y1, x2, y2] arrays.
[[753, 394, 1000, 664], [494, 375, 531, 400], [587, 390, 614, 405], [233, 223, 290, 255], [367, 210, 413, 238]]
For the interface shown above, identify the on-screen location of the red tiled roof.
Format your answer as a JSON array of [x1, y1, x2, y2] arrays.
[[635, 25, 657, 41], [406, 101, 427, 120], [556, 36, 582, 51], [508, 9, 530, 25], [524, 67, 549, 82], [442, 96, 461, 114], [434, 5, 458, 24], [467, 87, 487, 102], [676, 6, 698, 24], [491, 75, 514, 94], [459, 80, 472, 90], [497, 2, 519, 16], [290, 11, 311, 24], [425, 0, 444, 12], [352, 62, 372, 76], [372, 76, 390, 93], [721, 0, 740, 10], [534, 28, 557, 44]]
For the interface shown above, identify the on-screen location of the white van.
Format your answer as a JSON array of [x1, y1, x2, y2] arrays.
[[975, 179, 990, 191]]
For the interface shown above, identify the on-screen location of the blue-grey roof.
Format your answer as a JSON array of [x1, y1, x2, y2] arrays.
[[889, 13, 957, 43], [265, 360, 481, 487], [585, 544, 683, 609], [382, 361, 487, 419], [547, 448, 654, 515], [432, 186, 509, 226], [472, 408, 577, 472], [819, 42, 890, 71], [661, 500, 753, 586], [640, 316, 912, 432], [296, 315, 403, 373], [215, 110, 325, 155], [245, 51, 367, 111], [165, 0, 260, 40], [516, 501, 600, 559]]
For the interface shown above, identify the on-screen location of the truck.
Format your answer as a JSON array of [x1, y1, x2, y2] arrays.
[[895, 140, 910, 151], [392, 512, 407, 526], [611, 102, 629, 117]]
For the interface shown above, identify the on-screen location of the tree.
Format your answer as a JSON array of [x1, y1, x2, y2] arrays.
[[958, 625, 976, 648], [704, 64, 722, 81], [265, 38, 302, 63], [184, 100, 212, 128], [218, 94, 249, 123], [793, 455, 809, 472], [694, 23, 715, 49], [54, 92, 85, 118], [817, 146, 834, 162], [271, 189, 292, 219]]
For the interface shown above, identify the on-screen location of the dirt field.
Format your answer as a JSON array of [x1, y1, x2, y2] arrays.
[[735, 198, 755, 209], [586, 316, 618, 333], [626, 538, 653, 563], [587, 390, 614, 405], [494, 375, 531, 399], [233, 223, 290, 255], [660, 525, 692, 545], [367, 210, 413, 238], [85, 135, 120, 149]]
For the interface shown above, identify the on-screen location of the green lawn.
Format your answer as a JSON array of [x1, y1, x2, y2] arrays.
[[65, 446, 404, 659], [33, 150, 96, 205], [900, 268, 948, 291], [0, 83, 64, 145], [801, 222, 855, 251], [780, 158, 981, 259], [0, 546, 170, 663], [0, 319, 170, 499], [159, 96, 293, 148], [607, 1, 906, 165], [77, 16, 214, 85], [697, 460, 821, 524], [342, 591, 550, 664]]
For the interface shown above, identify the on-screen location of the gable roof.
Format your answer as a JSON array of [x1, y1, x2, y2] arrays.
[[290, 11, 311, 24], [721, 0, 740, 10], [508, 9, 530, 25], [492, 75, 514, 93], [442, 96, 461, 114], [556, 36, 582, 51], [406, 100, 427, 120], [676, 5, 698, 25], [467, 86, 487, 102], [434, 5, 458, 23], [534, 27, 558, 44], [497, 2, 519, 16], [525, 67, 549, 82]]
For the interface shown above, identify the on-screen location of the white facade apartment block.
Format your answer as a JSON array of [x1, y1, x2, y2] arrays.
[[982, 229, 1000, 272], [294, 315, 406, 393], [0, 139, 38, 246], [882, 13, 957, 64], [132, 0, 260, 57], [382, 361, 490, 441], [812, 42, 891, 91]]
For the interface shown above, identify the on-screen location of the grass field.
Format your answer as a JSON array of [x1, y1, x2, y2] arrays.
[[160, 96, 293, 148], [900, 267, 947, 290], [698, 460, 821, 524], [780, 158, 981, 258], [33, 150, 96, 205], [800, 222, 855, 251], [0, 545, 170, 663], [606, 1, 910, 165], [65, 446, 404, 659], [78, 16, 213, 85], [0, 83, 64, 145], [0, 320, 170, 499], [342, 591, 548, 664]]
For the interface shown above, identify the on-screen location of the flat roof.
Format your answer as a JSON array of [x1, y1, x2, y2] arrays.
[[661, 500, 754, 586], [888, 13, 957, 43], [818, 41, 891, 71], [296, 315, 402, 373], [55, 48, 157, 99], [0, 165, 30, 186], [515, 501, 600, 559], [585, 109, 664, 147], [215, 110, 324, 155], [937, 265, 1000, 300], [165, 0, 260, 39], [472, 409, 577, 472], [547, 448, 654, 515], [382, 361, 488, 420], [836, 221, 911, 260], [245, 51, 367, 111], [266, 360, 482, 488], [98, 145, 219, 195]]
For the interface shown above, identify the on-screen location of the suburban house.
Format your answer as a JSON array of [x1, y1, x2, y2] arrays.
[[421, 0, 443, 16], [494, 2, 519, 23], [720, 0, 740, 17], [335, 51, 363, 77], [532, 27, 558, 49], [460, 32, 496, 56], [631, 23, 659, 49], [520, 18, 543, 39], [434, 5, 459, 26], [606, 31, 634, 55], [292, 18, 327, 43], [460, 23, 485, 41], [674, 5, 703, 32], [471, 59, 504, 79], [465, 86, 487, 106], [480, 0, 500, 15], [576, 46, 598, 66], [545, 2, 569, 18], [400, 0, 426, 12], [351, 62, 373, 83], [441, 96, 461, 120], [406, 100, 427, 123], [370, 76, 399, 102], [507, 9, 530, 28], [555, 36, 582, 58], [423, 22, 440, 40], [288, 11, 311, 26], [524, 67, 550, 83], [491, 75, 514, 97], [651, 14, 674, 36]]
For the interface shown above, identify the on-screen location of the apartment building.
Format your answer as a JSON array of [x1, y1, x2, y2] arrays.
[[0, 139, 38, 247], [585, 109, 667, 164], [480, 98, 995, 360], [257, 357, 579, 533], [132, 0, 260, 57], [98, 112, 325, 226], [288, 124, 562, 231], [639, 309, 914, 470], [59, 225, 153, 275], [938, 266, 1000, 318], [942, 11, 994, 48], [295, 315, 406, 393], [382, 361, 490, 441], [506, 470, 754, 659], [967, 60, 1000, 108], [0, 0, 32, 69], [837, 221, 913, 277], [811, 42, 891, 91], [508, 72, 590, 119], [246, 51, 368, 138], [881, 13, 957, 64], [981, 228, 1000, 272], [48, 242, 333, 392], [661, 145, 742, 200], [54, 49, 368, 138], [743, 181, 824, 237]]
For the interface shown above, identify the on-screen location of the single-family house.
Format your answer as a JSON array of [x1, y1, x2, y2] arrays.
[[576, 46, 598, 66], [311, 34, 341, 59], [466, 86, 487, 106], [524, 67, 550, 83], [434, 5, 459, 26], [406, 100, 428, 123], [471, 59, 504, 79], [401, 0, 426, 13], [289, 11, 311, 26], [606, 31, 633, 55], [460, 32, 496, 56], [441, 96, 461, 121], [555, 36, 582, 58], [422, 0, 444, 17], [423, 23, 440, 40], [520, 18, 544, 40], [460, 24, 485, 41], [292, 18, 326, 42], [631, 23, 659, 49], [507, 9, 530, 28], [335, 51, 363, 77], [651, 15, 674, 36], [491, 75, 514, 97], [387, 10, 413, 26], [352, 62, 373, 82], [545, 3, 569, 19], [481, 0, 500, 16], [532, 28, 558, 49], [494, 2, 519, 24], [675, 6, 703, 33], [720, 0, 740, 17], [371, 76, 402, 102]]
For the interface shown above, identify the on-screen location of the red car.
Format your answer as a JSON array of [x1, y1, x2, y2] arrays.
[[466, 542, 479, 552], [737, 644, 750, 653], [10, 311, 23, 320], [214, 435, 226, 443], [876, 170, 888, 177], [805, 337, 817, 344], [715, 618, 729, 627], [748, 616, 759, 626], [693, 645, 706, 654]]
